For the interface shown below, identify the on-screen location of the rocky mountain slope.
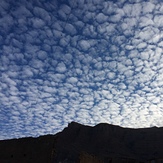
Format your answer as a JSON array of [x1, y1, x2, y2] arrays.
[[1, 122, 163, 163]]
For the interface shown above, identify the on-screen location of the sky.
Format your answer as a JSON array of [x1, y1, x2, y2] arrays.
[[1, 0, 163, 140]]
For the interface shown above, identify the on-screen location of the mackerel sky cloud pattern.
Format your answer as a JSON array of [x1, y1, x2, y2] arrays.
[[1, 0, 163, 139]]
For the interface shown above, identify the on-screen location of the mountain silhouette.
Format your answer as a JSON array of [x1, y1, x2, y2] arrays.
[[0, 121, 163, 163]]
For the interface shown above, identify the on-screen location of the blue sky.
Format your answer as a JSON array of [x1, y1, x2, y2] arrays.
[[1, 0, 163, 140]]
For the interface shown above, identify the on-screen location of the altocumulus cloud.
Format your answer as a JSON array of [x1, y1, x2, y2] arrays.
[[1, 0, 163, 140]]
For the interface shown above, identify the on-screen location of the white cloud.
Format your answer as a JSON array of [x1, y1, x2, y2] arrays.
[[142, 2, 155, 14], [58, 10, 67, 20], [154, 15, 163, 27], [130, 2, 142, 17], [83, 25, 97, 38], [107, 72, 115, 80], [53, 29, 64, 39], [117, 62, 128, 75], [123, 3, 133, 17], [118, 83, 127, 90], [30, 59, 44, 69], [65, 23, 77, 36], [138, 27, 159, 43], [139, 16, 154, 27], [60, 4, 71, 15], [33, 6, 51, 23], [0, 14, 14, 32], [12, 5, 32, 18], [2, 0, 163, 140], [152, 34, 161, 43], [110, 9, 124, 23], [56, 62, 67, 73], [137, 42, 147, 49], [53, 21, 63, 31], [108, 61, 117, 69], [106, 23, 116, 35], [67, 77, 78, 84], [59, 36, 70, 47], [78, 40, 91, 51], [31, 18, 45, 28], [37, 50, 47, 60], [83, 11, 96, 23], [102, 1, 116, 15], [101, 90, 113, 99], [96, 13, 108, 23]]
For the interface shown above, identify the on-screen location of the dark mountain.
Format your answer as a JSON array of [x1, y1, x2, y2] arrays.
[[0, 122, 163, 163]]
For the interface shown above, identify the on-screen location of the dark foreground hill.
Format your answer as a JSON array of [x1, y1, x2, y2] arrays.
[[0, 122, 163, 163]]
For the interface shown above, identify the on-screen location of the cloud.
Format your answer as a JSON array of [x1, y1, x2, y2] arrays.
[[67, 77, 78, 84], [65, 23, 77, 36], [56, 62, 67, 73], [30, 17, 45, 28], [96, 13, 108, 23], [37, 50, 47, 60], [78, 40, 91, 51], [33, 6, 51, 24], [12, 5, 32, 18], [1, 0, 163, 140], [142, 1, 155, 14]]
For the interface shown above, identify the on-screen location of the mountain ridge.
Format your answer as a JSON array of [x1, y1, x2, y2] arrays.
[[1, 121, 163, 162]]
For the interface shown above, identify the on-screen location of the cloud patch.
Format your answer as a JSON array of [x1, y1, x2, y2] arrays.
[[1, 0, 163, 140]]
